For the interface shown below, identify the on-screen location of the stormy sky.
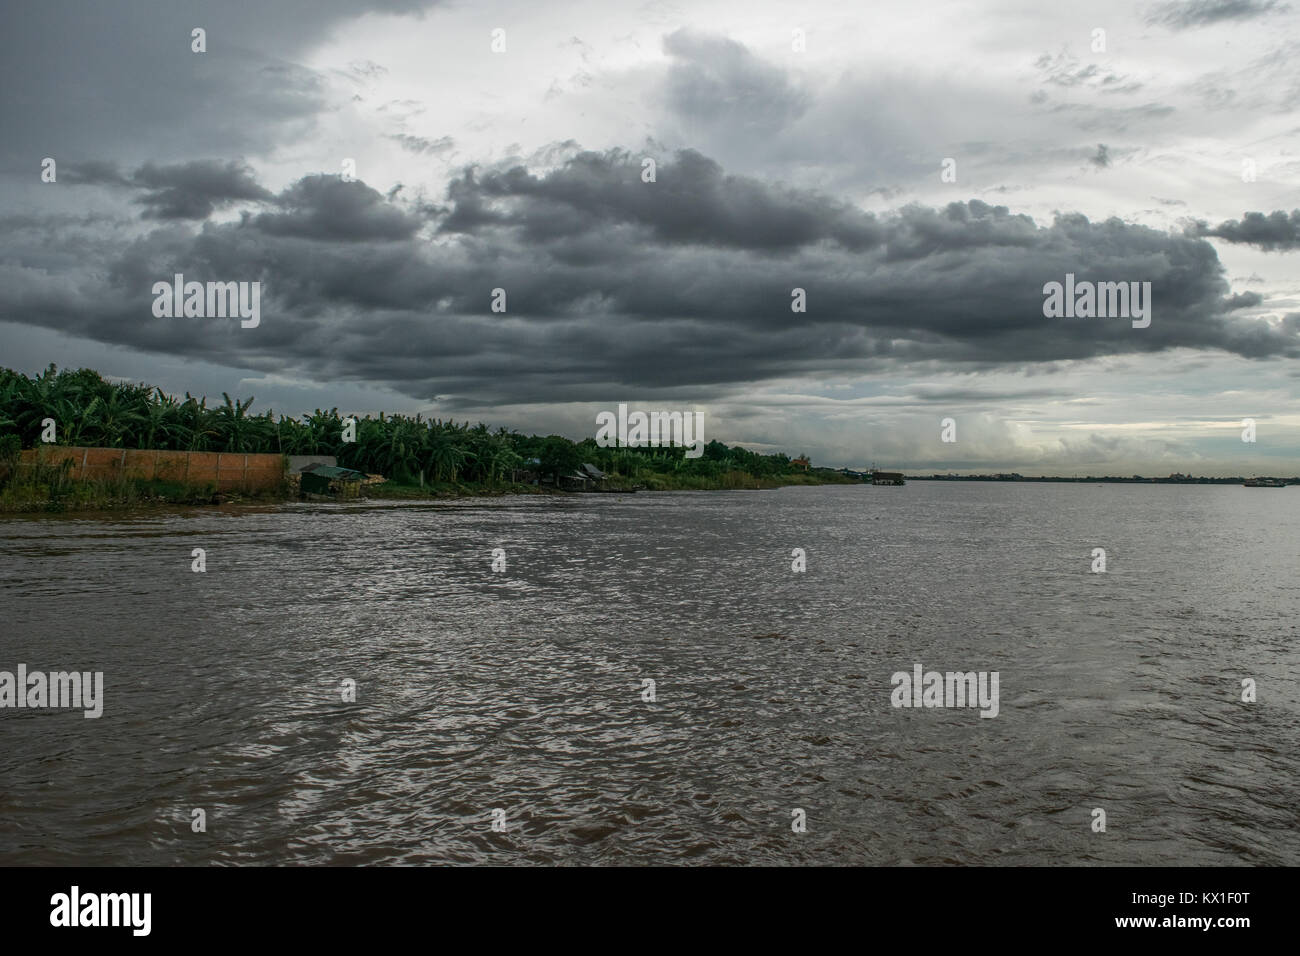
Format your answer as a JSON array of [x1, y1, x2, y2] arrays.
[[2, 0, 1298, 474]]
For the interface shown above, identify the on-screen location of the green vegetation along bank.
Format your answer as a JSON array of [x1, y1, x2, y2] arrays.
[[0, 365, 850, 511]]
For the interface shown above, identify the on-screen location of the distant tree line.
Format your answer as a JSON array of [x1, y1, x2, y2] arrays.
[[0, 365, 814, 486]]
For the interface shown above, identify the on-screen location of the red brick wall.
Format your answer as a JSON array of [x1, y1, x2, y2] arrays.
[[18, 446, 286, 491]]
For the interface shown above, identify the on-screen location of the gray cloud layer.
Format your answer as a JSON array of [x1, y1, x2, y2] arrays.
[[0, 0, 440, 166], [1191, 209, 1300, 250], [2, 149, 1292, 409], [66, 159, 274, 219]]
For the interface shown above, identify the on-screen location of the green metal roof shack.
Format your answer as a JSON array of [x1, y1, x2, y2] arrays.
[[300, 464, 366, 498]]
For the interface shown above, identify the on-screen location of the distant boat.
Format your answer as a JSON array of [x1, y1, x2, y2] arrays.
[[1243, 478, 1288, 487]]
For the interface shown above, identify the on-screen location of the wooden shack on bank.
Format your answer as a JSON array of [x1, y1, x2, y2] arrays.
[[300, 463, 365, 498]]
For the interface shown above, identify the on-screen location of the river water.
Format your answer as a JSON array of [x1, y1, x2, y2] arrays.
[[1, 482, 1297, 865]]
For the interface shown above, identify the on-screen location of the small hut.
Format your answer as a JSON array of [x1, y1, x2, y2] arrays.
[[300, 464, 366, 498]]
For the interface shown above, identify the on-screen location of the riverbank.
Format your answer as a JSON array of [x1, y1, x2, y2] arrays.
[[0, 469, 854, 513], [0, 476, 288, 513]]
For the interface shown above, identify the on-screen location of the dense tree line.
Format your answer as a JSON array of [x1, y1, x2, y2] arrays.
[[0, 365, 810, 485]]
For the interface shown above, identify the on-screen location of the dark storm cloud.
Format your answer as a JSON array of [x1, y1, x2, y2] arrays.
[[0, 0, 440, 166], [1091, 144, 1111, 168], [134, 160, 274, 219], [1, 149, 1294, 408], [1223, 291, 1265, 310], [440, 149, 883, 251], [255, 175, 426, 241], [1190, 209, 1300, 250], [60, 160, 412, 231], [875, 200, 1039, 262], [1146, 0, 1289, 30], [62, 159, 273, 220]]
